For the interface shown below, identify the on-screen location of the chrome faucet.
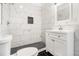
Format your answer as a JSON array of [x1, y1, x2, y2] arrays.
[[59, 25, 63, 30]]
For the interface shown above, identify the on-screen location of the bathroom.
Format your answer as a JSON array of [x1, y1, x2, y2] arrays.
[[0, 3, 79, 56]]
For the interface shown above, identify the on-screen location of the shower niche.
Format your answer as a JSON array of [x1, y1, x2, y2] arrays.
[[28, 16, 34, 24]]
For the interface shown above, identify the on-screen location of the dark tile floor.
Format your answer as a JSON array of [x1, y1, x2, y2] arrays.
[[11, 42, 45, 54], [38, 50, 53, 56], [11, 42, 53, 56]]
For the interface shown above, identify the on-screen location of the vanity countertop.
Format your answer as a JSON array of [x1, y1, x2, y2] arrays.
[[46, 29, 74, 33]]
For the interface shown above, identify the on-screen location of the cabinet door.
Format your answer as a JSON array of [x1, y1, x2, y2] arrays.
[[46, 35, 55, 54], [55, 39, 66, 56]]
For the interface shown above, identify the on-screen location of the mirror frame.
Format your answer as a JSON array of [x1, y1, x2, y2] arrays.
[[55, 3, 72, 25]]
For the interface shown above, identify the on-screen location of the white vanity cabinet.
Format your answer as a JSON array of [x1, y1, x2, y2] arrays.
[[46, 30, 74, 56], [46, 33, 55, 55], [54, 39, 66, 56]]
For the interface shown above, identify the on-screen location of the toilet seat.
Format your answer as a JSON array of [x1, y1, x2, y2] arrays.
[[16, 47, 38, 56]]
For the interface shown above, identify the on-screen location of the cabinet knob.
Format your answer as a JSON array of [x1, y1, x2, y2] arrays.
[[51, 39, 55, 42], [58, 35, 60, 37]]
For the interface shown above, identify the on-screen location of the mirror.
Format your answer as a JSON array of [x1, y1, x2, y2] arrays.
[[57, 3, 70, 21]]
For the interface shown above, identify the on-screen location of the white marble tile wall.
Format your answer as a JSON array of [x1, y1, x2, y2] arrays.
[[1, 3, 42, 48], [41, 4, 55, 42], [10, 4, 42, 48], [0, 4, 10, 34]]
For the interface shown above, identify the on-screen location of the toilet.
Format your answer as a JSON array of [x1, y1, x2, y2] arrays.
[[16, 47, 38, 56]]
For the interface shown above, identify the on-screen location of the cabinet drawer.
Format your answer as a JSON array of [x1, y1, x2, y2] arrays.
[[47, 32, 66, 40]]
